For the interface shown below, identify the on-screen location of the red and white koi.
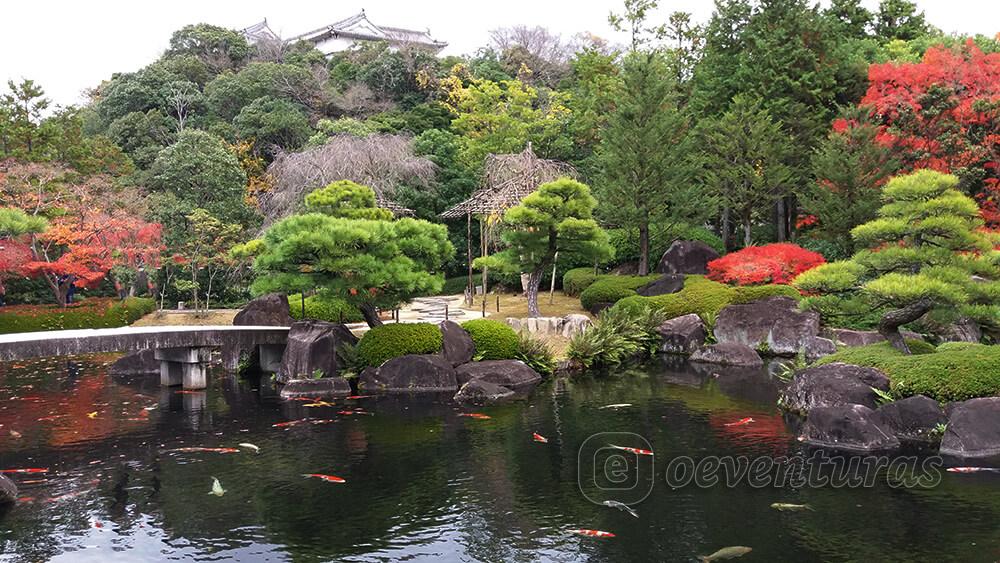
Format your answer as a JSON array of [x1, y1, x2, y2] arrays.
[[724, 417, 755, 427], [533, 432, 549, 443], [302, 473, 346, 483], [609, 444, 653, 456], [570, 529, 616, 538], [163, 447, 240, 454], [947, 467, 1000, 473], [458, 413, 492, 420], [0, 468, 48, 474], [345, 395, 372, 400]]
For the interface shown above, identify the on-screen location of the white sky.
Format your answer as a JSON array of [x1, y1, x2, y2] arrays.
[[2, 0, 998, 108]]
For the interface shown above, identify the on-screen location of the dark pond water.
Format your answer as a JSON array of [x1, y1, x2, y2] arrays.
[[0, 354, 998, 562]]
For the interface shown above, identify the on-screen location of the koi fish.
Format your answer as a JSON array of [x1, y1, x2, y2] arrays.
[[570, 529, 615, 538], [946, 467, 1000, 473], [310, 419, 336, 425], [337, 410, 372, 416], [458, 413, 492, 420], [601, 500, 638, 518], [18, 479, 46, 485], [598, 404, 632, 409], [163, 447, 240, 454], [175, 390, 203, 395], [272, 420, 306, 428], [609, 444, 654, 456], [345, 395, 372, 400], [209, 477, 226, 497], [36, 415, 65, 422], [533, 432, 549, 443], [724, 417, 755, 427], [302, 473, 346, 483], [304, 401, 334, 407], [284, 397, 319, 402], [0, 468, 48, 474], [771, 502, 813, 511], [238, 443, 260, 454], [699, 546, 752, 562], [8, 430, 21, 439], [46, 489, 93, 503], [86, 411, 98, 419]]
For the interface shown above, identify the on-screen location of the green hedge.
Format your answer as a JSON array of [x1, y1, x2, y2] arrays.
[[356, 322, 443, 367], [438, 274, 483, 296], [579, 275, 659, 313], [613, 276, 801, 324], [563, 267, 602, 297], [288, 294, 364, 323], [461, 318, 519, 360], [0, 297, 156, 334], [814, 341, 1000, 402]]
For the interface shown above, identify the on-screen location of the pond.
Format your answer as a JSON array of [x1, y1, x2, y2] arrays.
[[0, 355, 997, 562]]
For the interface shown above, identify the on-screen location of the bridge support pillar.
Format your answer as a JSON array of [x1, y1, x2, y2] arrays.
[[258, 344, 284, 373], [154, 347, 213, 389]]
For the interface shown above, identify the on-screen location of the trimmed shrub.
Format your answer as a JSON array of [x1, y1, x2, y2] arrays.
[[708, 243, 826, 286], [613, 276, 801, 322], [815, 341, 1000, 402], [461, 318, 519, 360], [356, 323, 443, 367], [439, 274, 483, 296], [0, 297, 156, 334], [288, 294, 364, 323], [579, 275, 659, 312], [563, 267, 601, 297]]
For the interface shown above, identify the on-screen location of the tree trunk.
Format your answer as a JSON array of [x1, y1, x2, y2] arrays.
[[776, 199, 787, 242], [721, 208, 732, 252], [743, 213, 752, 248], [359, 303, 383, 328], [878, 298, 933, 354], [526, 269, 544, 318], [638, 220, 650, 276]]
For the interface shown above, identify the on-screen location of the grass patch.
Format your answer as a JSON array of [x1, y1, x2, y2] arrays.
[[814, 341, 1000, 402], [482, 291, 591, 320], [0, 297, 156, 334]]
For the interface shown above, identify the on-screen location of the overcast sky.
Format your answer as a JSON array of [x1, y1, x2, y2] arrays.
[[2, 0, 998, 108]]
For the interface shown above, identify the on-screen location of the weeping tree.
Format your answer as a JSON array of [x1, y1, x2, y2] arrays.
[[237, 180, 454, 327], [794, 170, 1000, 353], [477, 177, 612, 317]]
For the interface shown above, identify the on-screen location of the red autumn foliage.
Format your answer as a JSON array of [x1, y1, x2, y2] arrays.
[[707, 243, 826, 286], [861, 41, 1000, 226]]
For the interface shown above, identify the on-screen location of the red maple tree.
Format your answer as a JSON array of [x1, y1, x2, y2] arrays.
[[861, 41, 1000, 226]]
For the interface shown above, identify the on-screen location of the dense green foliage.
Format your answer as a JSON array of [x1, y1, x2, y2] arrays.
[[815, 341, 1000, 402], [287, 294, 364, 324], [579, 275, 659, 313], [562, 268, 601, 297], [514, 332, 557, 377], [0, 298, 155, 334], [356, 322, 443, 367], [567, 305, 667, 370], [461, 319, 519, 361]]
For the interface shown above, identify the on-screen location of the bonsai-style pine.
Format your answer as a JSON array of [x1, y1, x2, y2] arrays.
[[239, 181, 454, 327], [477, 177, 612, 317], [794, 170, 1000, 353]]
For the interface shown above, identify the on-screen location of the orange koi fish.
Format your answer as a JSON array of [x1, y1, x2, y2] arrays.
[[533, 432, 549, 443], [302, 473, 346, 483], [345, 395, 372, 400], [0, 468, 48, 474], [304, 401, 334, 407], [570, 529, 616, 538], [947, 467, 1000, 473], [337, 409, 372, 416], [609, 444, 653, 456], [272, 420, 307, 428], [163, 447, 240, 454], [724, 417, 755, 427], [458, 413, 492, 420]]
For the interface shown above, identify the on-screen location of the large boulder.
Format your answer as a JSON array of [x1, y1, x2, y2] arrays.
[[825, 328, 924, 347], [233, 293, 293, 326], [359, 354, 458, 393], [714, 296, 820, 356], [876, 395, 946, 444], [657, 314, 706, 355], [0, 474, 16, 505], [803, 336, 837, 363], [779, 363, 890, 415], [800, 404, 900, 453], [656, 240, 720, 275], [453, 380, 516, 405], [279, 321, 357, 383], [109, 349, 159, 375], [439, 320, 475, 366], [636, 274, 685, 297], [939, 318, 982, 343], [940, 397, 1000, 462], [689, 342, 763, 367], [561, 314, 592, 338], [455, 360, 542, 390], [280, 377, 351, 399]]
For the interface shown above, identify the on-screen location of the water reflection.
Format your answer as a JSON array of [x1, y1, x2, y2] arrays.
[[0, 356, 997, 562]]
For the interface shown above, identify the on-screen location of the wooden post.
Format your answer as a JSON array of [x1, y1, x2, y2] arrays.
[[496, 293, 500, 312], [549, 251, 559, 305], [466, 212, 473, 306], [481, 299, 486, 318], [301, 294, 305, 318], [445, 303, 449, 321]]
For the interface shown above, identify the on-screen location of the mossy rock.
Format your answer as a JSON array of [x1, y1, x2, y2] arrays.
[[614, 276, 800, 323], [356, 323, 443, 367], [460, 319, 519, 360]]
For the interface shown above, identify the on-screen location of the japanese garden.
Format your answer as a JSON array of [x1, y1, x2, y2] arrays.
[[1, 0, 999, 560]]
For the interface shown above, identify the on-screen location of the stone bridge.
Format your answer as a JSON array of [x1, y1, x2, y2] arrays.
[[0, 325, 289, 389]]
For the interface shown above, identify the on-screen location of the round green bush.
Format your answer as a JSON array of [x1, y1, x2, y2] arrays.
[[461, 318, 519, 360], [563, 267, 601, 297], [579, 275, 658, 313], [356, 322, 443, 367]]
